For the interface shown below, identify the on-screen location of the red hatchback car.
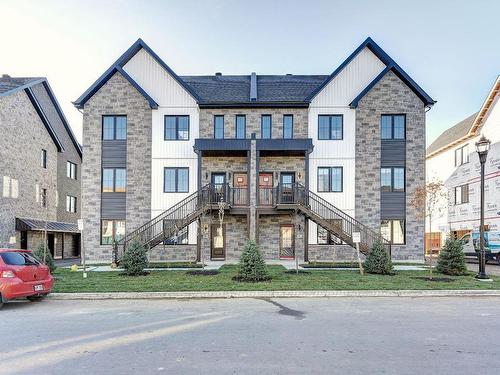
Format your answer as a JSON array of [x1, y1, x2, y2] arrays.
[[0, 249, 54, 308]]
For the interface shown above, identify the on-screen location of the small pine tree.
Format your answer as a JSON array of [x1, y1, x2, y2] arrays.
[[236, 240, 271, 282], [33, 241, 56, 273], [121, 240, 148, 276], [364, 240, 393, 275], [437, 237, 468, 276]]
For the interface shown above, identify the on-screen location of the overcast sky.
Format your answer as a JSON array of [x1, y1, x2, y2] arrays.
[[1, 0, 498, 145]]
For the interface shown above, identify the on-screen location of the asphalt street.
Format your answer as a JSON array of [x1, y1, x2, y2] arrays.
[[1, 297, 500, 374]]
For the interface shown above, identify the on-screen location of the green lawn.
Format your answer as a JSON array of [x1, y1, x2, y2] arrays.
[[52, 265, 500, 293]]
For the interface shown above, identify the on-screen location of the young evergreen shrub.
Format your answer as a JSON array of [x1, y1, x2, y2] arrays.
[[437, 237, 468, 276], [235, 240, 271, 282], [364, 240, 393, 275], [121, 240, 148, 276], [33, 241, 56, 273]]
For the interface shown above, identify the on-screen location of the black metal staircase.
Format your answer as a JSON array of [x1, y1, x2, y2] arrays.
[[113, 183, 231, 263], [114, 181, 390, 263], [274, 183, 391, 255]]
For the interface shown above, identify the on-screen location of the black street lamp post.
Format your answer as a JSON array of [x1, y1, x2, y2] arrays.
[[475, 135, 491, 280]]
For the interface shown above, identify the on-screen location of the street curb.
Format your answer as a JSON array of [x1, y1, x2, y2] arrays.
[[47, 289, 500, 300]]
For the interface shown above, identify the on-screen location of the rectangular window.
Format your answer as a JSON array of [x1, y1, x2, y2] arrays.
[[66, 195, 77, 213], [164, 115, 190, 140], [381, 115, 406, 139], [41, 149, 47, 168], [164, 168, 189, 193], [214, 115, 224, 139], [261, 115, 272, 139], [454, 184, 469, 205], [164, 226, 188, 245], [102, 168, 126, 193], [41, 188, 47, 208], [318, 115, 343, 140], [236, 115, 246, 139], [66, 161, 77, 179], [317, 167, 343, 192], [381, 220, 405, 244], [317, 226, 342, 245], [454, 144, 469, 167], [380, 167, 405, 192], [283, 115, 293, 139], [102, 116, 127, 140], [101, 220, 125, 245]]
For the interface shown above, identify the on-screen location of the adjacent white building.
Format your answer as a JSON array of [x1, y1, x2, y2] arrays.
[[426, 76, 500, 249]]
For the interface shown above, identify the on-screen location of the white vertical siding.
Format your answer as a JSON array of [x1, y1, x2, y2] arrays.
[[122, 48, 200, 245], [306, 48, 386, 236], [123, 48, 197, 107], [310, 47, 386, 107]]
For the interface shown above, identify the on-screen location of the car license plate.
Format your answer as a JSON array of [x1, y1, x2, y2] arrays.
[[34, 284, 44, 292]]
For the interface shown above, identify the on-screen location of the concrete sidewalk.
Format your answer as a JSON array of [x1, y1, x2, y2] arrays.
[[48, 289, 500, 300]]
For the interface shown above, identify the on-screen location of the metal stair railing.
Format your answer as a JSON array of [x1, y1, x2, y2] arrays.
[[275, 182, 391, 255], [113, 183, 224, 263]]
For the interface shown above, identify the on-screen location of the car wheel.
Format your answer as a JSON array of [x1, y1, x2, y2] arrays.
[[26, 295, 44, 302], [0, 301, 3, 309], [497, 254, 500, 266]]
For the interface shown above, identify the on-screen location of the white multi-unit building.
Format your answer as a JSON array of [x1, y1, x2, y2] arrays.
[[426, 76, 500, 248]]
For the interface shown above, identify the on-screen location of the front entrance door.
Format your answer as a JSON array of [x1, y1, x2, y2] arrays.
[[20, 231, 28, 249], [233, 172, 248, 206], [259, 172, 273, 205], [47, 233, 55, 257], [280, 172, 295, 204], [211, 173, 226, 203], [280, 225, 295, 259], [211, 224, 225, 260]]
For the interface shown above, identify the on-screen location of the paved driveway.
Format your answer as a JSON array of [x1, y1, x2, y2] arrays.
[[1, 297, 499, 375], [467, 260, 500, 276]]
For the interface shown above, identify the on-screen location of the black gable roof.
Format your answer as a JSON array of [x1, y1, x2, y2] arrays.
[[180, 74, 328, 104]]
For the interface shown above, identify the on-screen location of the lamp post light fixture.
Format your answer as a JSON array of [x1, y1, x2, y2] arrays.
[[475, 135, 491, 281]]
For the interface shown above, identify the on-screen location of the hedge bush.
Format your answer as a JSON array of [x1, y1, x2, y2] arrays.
[[33, 241, 56, 273], [437, 238, 468, 276], [121, 240, 148, 276], [235, 240, 271, 282], [364, 240, 393, 275]]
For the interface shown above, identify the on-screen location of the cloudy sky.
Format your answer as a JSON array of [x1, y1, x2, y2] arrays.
[[2, 0, 498, 144]]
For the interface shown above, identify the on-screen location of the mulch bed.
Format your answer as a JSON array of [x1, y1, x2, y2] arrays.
[[186, 270, 219, 276], [411, 276, 454, 282]]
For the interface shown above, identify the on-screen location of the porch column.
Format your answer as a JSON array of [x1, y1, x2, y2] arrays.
[[249, 135, 257, 240]]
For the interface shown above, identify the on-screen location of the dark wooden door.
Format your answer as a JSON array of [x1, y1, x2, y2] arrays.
[[211, 224, 225, 260], [280, 172, 295, 204], [259, 172, 273, 205]]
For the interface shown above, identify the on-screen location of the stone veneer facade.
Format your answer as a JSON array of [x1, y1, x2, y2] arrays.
[[355, 70, 426, 260], [81, 72, 152, 262]]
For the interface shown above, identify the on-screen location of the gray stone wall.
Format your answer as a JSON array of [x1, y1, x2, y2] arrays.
[[0, 90, 58, 247], [308, 244, 364, 263], [149, 244, 198, 262], [30, 83, 82, 224], [201, 157, 248, 185], [199, 108, 308, 139], [258, 214, 305, 261], [355, 70, 425, 260], [200, 214, 249, 262], [82, 72, 152, 262], [259, 156, 306, 185]]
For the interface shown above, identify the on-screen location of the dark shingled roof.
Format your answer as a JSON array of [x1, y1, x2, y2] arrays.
[[180, 75, 328, 103], [426, 112, 479, 156], [16, 218, 80, 233], [0, 76, 45, 96]]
